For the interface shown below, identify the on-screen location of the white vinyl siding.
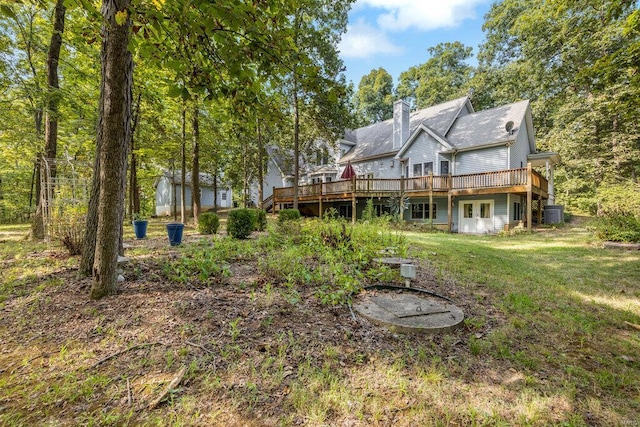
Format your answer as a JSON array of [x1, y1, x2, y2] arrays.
[[454, 146, 508, 175], [351, 155, 398, 179], [403, 132, 451, 177], [509, 118, 531, 169]]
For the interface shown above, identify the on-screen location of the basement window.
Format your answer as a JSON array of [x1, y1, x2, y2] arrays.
[[411, 203, 437, 220], [514, 202, 522, 220]]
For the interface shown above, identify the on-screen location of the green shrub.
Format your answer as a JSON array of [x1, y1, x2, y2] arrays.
[[360, 198, 377, 223], [251, 209, 267, 232], [198, 212, 220, 235], [596, 182, 640, 217], [278, 209, 301, 224], [227, 209, 254, 239], [592, 214, 640, 243]]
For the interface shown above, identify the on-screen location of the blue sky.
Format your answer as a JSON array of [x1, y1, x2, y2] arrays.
[[339, 0, 494, 87]]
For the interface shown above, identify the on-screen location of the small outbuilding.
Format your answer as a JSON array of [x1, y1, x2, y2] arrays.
[[155, 170, 232, 217]]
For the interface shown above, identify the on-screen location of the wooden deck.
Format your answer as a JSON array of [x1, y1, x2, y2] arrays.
[[273, 166, 548, 203], [270, 166, 549, 231]]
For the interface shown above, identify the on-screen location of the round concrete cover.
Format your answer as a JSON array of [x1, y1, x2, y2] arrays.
[[353, 289, 464, 334]]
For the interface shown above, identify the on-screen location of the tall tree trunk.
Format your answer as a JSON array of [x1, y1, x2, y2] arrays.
[[213, 172, 218, 211], [44, 0, 65, 184], [257, 117, 264, 207], [129, 92, 142, 218], [79, 142, 101, 277], [31, 1, 65, 240], [171, 161, 177, 220], [31, 156, 44, 239], [90, 0, 133, 300], [293, 75, 300, 210], [180, 104, 186, 224], [191, 103, 200, 224], [243, 134, 249, 207], [80, 60, 106, 278]]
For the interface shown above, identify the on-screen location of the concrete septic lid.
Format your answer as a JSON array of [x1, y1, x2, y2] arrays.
[[353, 287, 464, 334], [373, 257, 414, 268]]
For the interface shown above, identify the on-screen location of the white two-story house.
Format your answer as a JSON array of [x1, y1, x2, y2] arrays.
[[261, 96, 560, 233]]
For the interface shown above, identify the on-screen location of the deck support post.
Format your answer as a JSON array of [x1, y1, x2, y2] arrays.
[[537, 194, 542, 225], [351, 176, 356, 223], [447, 193, 452, 233], [429, 173, 433, 228], [526, 163, 533, 232], [272, 186, 276, 214], [319, 183, 323, 219]]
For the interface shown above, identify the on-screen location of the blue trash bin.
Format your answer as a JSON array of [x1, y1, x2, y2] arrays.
[[166, 223, 184, 246]]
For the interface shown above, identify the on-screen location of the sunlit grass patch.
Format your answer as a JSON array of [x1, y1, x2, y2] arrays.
[[1, 220, 639, 425]]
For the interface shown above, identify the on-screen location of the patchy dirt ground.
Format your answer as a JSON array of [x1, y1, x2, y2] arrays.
[[2, 227, 624, 426]]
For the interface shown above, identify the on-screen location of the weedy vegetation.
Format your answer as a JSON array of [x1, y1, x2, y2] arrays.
[[0, 216, 638, 426]]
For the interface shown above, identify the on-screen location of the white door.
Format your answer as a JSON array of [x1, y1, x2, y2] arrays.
[[459, 200, 494, 233]]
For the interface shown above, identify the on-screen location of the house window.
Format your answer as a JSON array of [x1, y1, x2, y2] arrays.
[[413, 162, 434, 176], [411, 203, 437, 220], [463, 203, 473, 218], [316, 149, 329, 165], [374, 204, 391, 216], [221, 192, 227, 201], [326, 177, 332, 183], [440, 160, 450, 175], [514, 202, 522, 220], [424, 162, 433, 175], [411, 203, 424, 219], [338, 205, 352, 218], [480, 202, 491, 218]]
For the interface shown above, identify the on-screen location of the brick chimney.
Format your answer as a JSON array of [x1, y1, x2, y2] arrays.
[[393, 99, 410, 150]]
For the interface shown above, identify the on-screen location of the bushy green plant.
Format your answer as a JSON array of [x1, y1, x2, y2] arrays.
[[227, 209, 254, 239], [278, 208, 301, 224], [592, 214, 640, 242], [361, 198, 376, 222], [251, 209, 267, 232], [163, 246, 231, 285], [596, 182, 640, 217], [198, 212, 220, 235]]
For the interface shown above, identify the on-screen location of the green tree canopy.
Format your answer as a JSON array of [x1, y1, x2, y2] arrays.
[[475, 0, 639, 213], [353, 67, 394, 125], [397, 41, 474, 109]]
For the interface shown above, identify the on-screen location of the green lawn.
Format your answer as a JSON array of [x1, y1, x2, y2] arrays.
[[0, 220, 638, 426]]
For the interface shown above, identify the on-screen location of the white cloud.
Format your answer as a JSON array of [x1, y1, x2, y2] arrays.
[[357, 0, 488, 32], [339, 19, 403, 59]]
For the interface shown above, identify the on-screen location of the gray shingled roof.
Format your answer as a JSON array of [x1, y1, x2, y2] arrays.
[[162, 170, 221, 187], [446, 100, 530, 150], [340, 96, 470, 163], [267, 146, 294, 176]]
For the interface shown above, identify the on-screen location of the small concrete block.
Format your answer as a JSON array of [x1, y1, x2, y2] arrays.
[[373, 257, 413, 268], [400, 264, 416, 279], [117, 274, 125, 282], [117, 256, 130, 264]]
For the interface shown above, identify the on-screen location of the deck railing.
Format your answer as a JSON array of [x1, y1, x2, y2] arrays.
[[451, 168, 528, 189], [273, 168, 548, 201], [323, 180, 352, 195], [404, 175, 450, 191]]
